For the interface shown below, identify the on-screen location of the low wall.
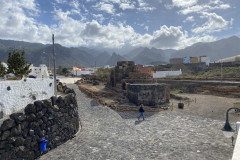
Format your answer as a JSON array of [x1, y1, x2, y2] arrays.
[[0, 93, 79, 159], [127, 83, 170, 106], [0, 78, 54, 118]]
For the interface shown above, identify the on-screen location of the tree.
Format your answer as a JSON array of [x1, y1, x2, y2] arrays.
[[62, 68, 69, 75], [0, 62, 7, 77], [7, 49, 31, 79]]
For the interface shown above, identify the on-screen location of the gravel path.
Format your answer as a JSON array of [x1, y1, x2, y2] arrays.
[[40, 84, 233, 160]]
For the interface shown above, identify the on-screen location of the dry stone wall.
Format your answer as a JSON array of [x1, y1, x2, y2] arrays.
[[0, 93, 79, 160]]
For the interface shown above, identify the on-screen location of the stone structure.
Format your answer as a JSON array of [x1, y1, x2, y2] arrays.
[[170, 58, 183, 64], [0, 78, 54, 119], [127, 83, 170, 106], [138, 67, 153, 77], [109, 61, 170, 106], [0, 93, 79, 159], [110, 61, 137, 87]]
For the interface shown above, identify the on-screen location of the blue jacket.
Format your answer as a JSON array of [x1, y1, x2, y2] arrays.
[[139, 106, 144, 112]]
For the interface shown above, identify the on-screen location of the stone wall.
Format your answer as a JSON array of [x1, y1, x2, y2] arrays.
[[0, 78, 54, 119], [109, 61, 137, 87], [0, 93, 79, 159], [127, 83, 170, 106]]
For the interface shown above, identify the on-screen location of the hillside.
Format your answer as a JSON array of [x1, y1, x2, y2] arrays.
[[0, 36, 240, 67], [124, 47, 175, 65], [171, 36, 240, 61]]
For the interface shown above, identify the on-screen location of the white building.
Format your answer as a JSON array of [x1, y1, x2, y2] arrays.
[[200, 56, 210, 66], [153, 69, 182, 78], [1, 62, 8, 68], [216, 55, 240, 63], [72, 68, 96, 76], [29, 64, 49, 78]]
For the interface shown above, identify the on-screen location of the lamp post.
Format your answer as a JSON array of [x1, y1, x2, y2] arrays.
[[222, 107, 240, 138]]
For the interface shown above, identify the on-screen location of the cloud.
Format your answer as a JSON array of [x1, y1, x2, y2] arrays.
[[81, 21, 105, 38], [150, 25, 185, 48], [93, 14, 105, 23], [0, 0, 47, 43], [137, 0, 156, 11], [184, 16, 195, 23], [192, 12, 229, 33], [174, 0, 230, 15], [0, 0, 221, 51], [149, 25, 216, 49], [119, 2, 136, 10], [172, 0, 198, 8], [55, 0, 67, 4], [94, 2, 115, 14]]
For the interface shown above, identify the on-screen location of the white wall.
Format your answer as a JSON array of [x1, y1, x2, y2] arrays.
[[200, 57, 210, 66], [72, 70, 95, 76], [29, 64, 49, 78], [153, 69, 182, 78], [0, 78, 54, 117]]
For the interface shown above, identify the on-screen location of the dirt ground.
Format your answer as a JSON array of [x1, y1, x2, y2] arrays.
[[170, 93, 240, 122], [75, 81, 240, 122]]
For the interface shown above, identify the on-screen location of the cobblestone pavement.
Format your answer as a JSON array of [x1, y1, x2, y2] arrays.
[[40, 84, 233, 160]]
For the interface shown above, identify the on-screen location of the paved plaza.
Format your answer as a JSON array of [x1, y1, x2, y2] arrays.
[[40, 84, 233, 160]]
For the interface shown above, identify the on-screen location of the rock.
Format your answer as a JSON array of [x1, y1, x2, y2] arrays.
[[13, 137, 25, 147], [34, 101, 43, 112], [1, 119, 16, 131], [57, 85, 63, 92], [0, 149, 5, 154], [11, 124, 22, 136], [29, 122, 39, 129], [56, 96, 64, 106], [0, 141, 7, 149], [24, 104, 36, 114], [64, 88, 71, 94], [1, 130, 10, 140], [15, 146, 25, 158], [24, 137, 32, 148], [36, 111, 43, 118], [22, 129, 28, 138], [29, 129, 34, 136], [10, 113, 26, 123], [42, 116, 48, 123], [93, 81, 99, 86], [21, 121, 29, 130], [53, 105, 59, 111], [27, 113, 36, 121], [50, 97, 57, 106], [38, 119, 43, 126]]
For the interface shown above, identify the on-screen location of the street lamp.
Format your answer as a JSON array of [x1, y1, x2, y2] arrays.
[[222, 107, 240, 138]]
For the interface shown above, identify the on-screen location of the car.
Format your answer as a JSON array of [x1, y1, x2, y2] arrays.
[[29, 75, 36, 78], [49, 76, 59, 82]]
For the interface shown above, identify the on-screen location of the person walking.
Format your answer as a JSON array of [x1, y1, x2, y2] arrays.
[[138, 104, 145, 121]]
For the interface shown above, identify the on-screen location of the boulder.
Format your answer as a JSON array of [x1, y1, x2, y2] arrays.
[[11, 124, 22, 136], [13, 137, 25, 147], [1, 119, 16, 131], [24, 104, 36, 114], [10, 113, 26, 123], [1, 130, 10, 140]]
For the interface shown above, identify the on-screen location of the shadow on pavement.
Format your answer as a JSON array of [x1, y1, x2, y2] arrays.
[[135, 120, 143, 125]]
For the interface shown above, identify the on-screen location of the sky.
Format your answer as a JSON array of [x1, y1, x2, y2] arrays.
[[0, 0, 239, 52]]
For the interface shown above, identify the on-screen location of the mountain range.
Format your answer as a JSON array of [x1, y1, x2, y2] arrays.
[[0, 36, 239, 68]]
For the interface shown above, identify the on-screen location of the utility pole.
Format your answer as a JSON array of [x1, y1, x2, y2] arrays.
[[48, 55, 51, 73], [221, 61, 223, 82], [52, 34, 57, 97], [75, 63, 77, 77]]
